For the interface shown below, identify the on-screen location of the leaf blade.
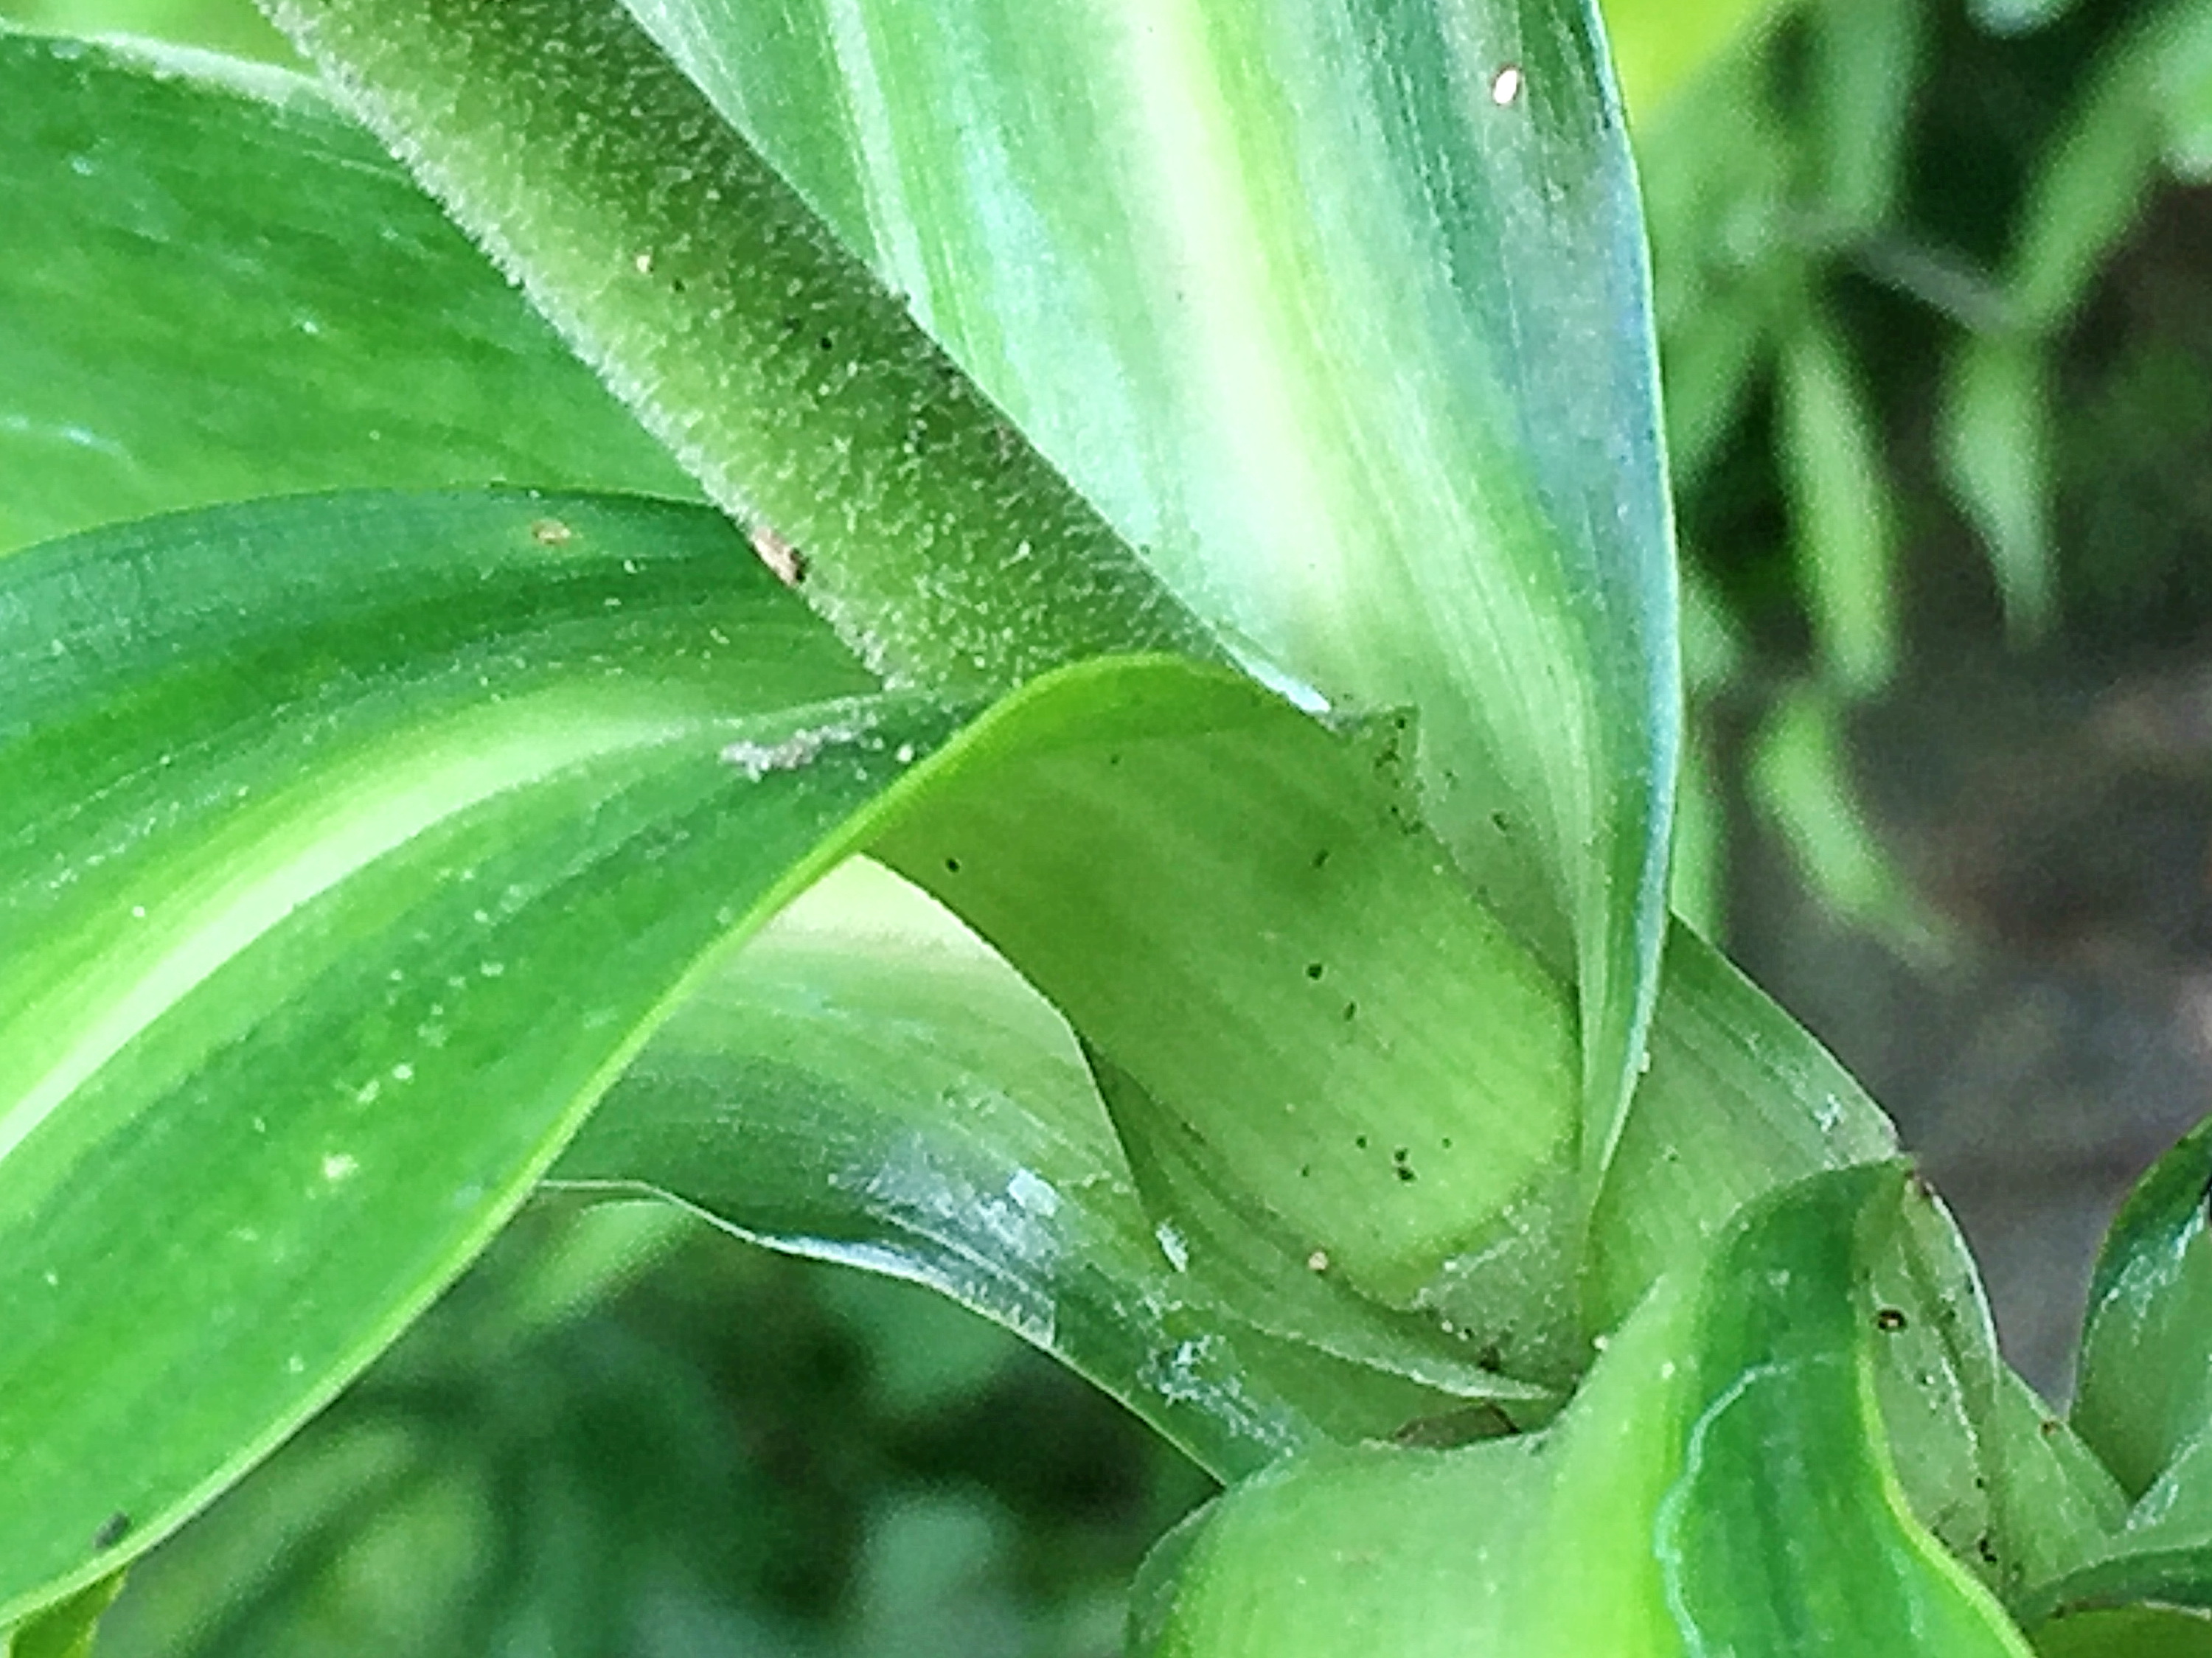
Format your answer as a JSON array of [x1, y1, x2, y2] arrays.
[[0, 488, 967, 1623], [0, 30, 692, 553]]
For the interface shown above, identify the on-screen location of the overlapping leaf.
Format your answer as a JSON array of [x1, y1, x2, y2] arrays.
[[1129, 1165, 2036, 1657], [0, 488, 970, 1623], [556, 857, 1555, 1483], [0, 29, 690, 555], [265, 0, 1680, 1188]]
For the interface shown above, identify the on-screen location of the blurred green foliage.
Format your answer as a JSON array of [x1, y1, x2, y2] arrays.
[[92, 1197, 1207, 1656], [12, 0, 2212, 1647], [1644, 0, 2212, 944]]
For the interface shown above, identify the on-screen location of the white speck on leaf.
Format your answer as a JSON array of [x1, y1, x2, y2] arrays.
[[1008, 1168, 1060, 1216], [1156, 1222, 1190, 1272], [1491, 64, 1523, 105], [721, 716, 870, 779], [321, 1152, 359, 1182]]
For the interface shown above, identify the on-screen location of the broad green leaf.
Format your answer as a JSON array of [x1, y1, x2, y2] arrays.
[[866, 683, 1591, 1386], [1939, 335, 2057, 646], [259, 0, 1220, 695], [1130, 1165, 2034, 1657], [269, 0, 1681, 1194], [0, 30, 690, 554], [1, 1574, 126, 1658], [0, 487, 975, 1625], [2074, 1114, 2212, 1499], [1777, 307, 1897, 694], [556, 857, 1553, 1483]]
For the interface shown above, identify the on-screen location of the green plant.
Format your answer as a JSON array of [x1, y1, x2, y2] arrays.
[[1646, 0, 2212, 951], [3, 3, 2211, 1654]]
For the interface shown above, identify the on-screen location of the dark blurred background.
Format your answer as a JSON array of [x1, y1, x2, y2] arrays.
[[11, 0, 2212, 1646]]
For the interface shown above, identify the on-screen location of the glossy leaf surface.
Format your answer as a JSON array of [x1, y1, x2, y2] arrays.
[[625, 0, 1678, 1179], [557, 858, 1552, 1483], [0, 488, 967, 1623], [262, 0, 1221, 695], [1132, 1166, 2034, 1657], [270, 0, 1680, 1188], [0, 29, 689, 554]]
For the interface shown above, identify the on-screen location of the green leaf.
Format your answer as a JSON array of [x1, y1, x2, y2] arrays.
[[3, 1573, 126, 1658], [1777, 307, 1898, 695], [1804, 0, 1924, 235], [865, 683, 1596, 1386], [2030, 1606, 2212, 1658], [1131, 1165, 2036, 1657], [1938, 335, 2057, 647], [1969, 0, 2083, 35], [2074, 1115, 2212, 1499], [2006, 9, 2174, 334], [556, 857, 1553, 1483], [268, 0, 1682, 1196], [1589, 922, 1896, 1327], [0, 30, 690, 554], [258, 0, 1220, 695], [0, 487, 974, 1625], [2158, 5, 2212, 181], [1747, 682, 1951, 963]]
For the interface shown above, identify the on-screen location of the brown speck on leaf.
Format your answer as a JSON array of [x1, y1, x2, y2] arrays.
[[529, 518, 572, 547], [751, 525, 807, 587]]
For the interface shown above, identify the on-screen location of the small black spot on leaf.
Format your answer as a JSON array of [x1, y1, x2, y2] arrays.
[[94, 1511, 131, 1551], [1305, 961, 1324, 980], [1343, 1000, 1357, 1021], [943, 857, 961, 874], [1354, 1134, 1368, 1150], [1875, 1307, 1908, 1333]]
